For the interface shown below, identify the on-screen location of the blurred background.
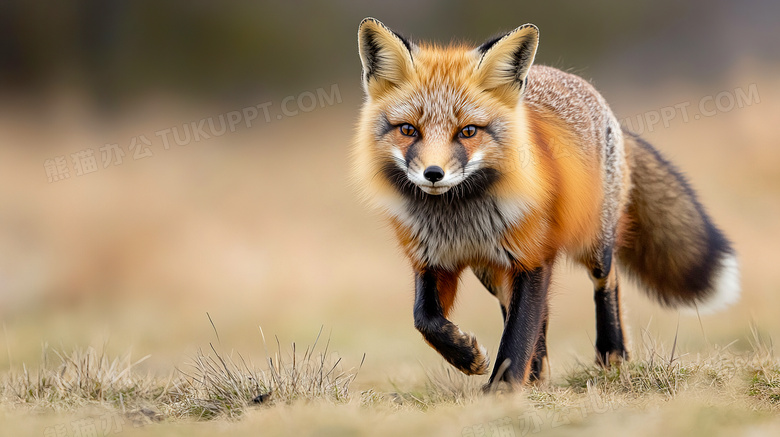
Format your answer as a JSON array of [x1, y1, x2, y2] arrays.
[[1, 0, 778, 387]]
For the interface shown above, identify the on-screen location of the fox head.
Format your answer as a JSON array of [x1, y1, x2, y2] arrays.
[[353, 18, 539, 201]]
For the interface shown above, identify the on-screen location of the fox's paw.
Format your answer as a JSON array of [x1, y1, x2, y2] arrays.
[[596, 350, 628, 368], [450, 327, 490, 375], [465, 335, 490, 375], [419, 321, 490, 375], [528, 355, 549, 384]]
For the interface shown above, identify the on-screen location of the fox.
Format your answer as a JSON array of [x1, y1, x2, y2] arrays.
[[351, 18, 740, 388]]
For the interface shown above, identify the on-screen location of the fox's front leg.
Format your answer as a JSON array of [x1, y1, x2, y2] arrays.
[[413, 267, 490, 375], [488, 265, 552, 388]]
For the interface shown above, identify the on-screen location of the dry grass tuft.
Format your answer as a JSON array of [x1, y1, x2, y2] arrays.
[[169, 327, 363, 419], [749, 366, 780, 406], [746, 328, 780, 407], [558, 325, 780, 412], [2, 343, 164, 411], [380, 366, 487, 410], [1, 328, 363, 421]]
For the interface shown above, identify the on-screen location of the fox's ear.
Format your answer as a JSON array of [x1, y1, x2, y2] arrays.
[[475, 24, 539, 93], [358, 18, 417, 96]]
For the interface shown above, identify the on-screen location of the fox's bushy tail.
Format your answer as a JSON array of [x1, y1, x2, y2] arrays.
[[617, 130, 740, 313]]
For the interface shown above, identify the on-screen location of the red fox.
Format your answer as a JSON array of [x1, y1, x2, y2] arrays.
[[352, 18, 740, 388]]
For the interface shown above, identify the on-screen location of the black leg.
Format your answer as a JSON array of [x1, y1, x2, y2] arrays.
[[413, 268, 490, 375], [594, 281, 628, 365], [528, 314, 549, 382], [488, 266, 551, 387], [590, 252, 628, 366]]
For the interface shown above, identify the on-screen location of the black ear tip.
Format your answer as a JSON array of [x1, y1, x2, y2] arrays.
[[518, 23, 540, 37], [359, 17, 382, 31]]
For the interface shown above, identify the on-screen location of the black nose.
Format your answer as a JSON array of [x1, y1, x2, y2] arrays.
[[423, 166, 445, 183]]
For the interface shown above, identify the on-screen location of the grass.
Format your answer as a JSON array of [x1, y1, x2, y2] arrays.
[[2, 326, 780, 436], [1, 327, 362, 422]]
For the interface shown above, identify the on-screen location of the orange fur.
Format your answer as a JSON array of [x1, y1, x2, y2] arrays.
[[353, 18, 739, 386], [354, 34, 609, 270], [435, 268, 463, 318]]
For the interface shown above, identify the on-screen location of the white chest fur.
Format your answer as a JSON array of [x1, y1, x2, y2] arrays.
[[391, 194, 529, 269]]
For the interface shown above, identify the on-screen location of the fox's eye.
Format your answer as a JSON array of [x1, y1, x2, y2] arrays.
[[399, 123, 418, 137], [459, 125, 477, 138]]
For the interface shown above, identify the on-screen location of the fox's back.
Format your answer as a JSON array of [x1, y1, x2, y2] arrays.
[[524, 65, 619, 156], [524, 65, 629, 258]]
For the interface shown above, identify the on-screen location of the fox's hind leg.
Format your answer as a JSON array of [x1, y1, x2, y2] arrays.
[[584, 248, 629, 366]]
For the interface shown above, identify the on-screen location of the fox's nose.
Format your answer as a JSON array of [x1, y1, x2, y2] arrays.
[[423, 166, 445, 183]]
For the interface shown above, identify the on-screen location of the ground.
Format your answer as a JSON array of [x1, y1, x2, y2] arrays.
[[1, 74, 779, 436]]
